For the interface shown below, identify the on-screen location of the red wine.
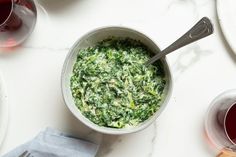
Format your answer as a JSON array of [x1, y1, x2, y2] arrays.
[[0, 0, 12, 25], [225, 103, 236, 144], [205, 91, 236, 153], [0, 0, 37, 47]]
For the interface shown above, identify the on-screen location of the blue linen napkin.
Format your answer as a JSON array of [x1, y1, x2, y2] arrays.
[[2, 128, 99, 157]]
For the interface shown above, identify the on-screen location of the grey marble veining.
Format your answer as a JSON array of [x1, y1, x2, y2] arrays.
[[171, 44, 213, 81], [21, 45, 70, 52], [147, 122, 157, 157]]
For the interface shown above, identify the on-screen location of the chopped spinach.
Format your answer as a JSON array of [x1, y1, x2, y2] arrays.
[[70, 38, 166, 128]]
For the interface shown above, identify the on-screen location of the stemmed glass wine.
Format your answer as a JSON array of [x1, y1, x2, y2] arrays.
[[0, 0, 37, 48], [205, 90, 236, 157]]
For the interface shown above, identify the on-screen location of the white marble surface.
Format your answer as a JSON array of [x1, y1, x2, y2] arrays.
[[1, 0, 236, 156], [0, 70, 8, 147]]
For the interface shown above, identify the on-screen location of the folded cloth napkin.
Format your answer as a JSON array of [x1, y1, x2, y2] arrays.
[[2, 128, 99, 157]]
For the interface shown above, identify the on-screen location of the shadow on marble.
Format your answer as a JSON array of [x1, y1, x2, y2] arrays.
[[96, 135, 120, 157], [96, 123, 157, 157], [218, 34, 236, 64], [59, 103, 102, 145], [62, 108, 120, 157], [171, 44, 213, 81], [37, 0, 80, 14]]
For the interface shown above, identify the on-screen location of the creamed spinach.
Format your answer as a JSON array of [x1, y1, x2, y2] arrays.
[[70, 38, 166, 128]]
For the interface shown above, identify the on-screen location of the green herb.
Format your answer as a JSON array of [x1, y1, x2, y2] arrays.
[[70, 38, 166, 128]]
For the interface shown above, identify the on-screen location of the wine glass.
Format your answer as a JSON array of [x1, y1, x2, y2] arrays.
[[0, 0, 37, 48], [205, 89, 236, 157]]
